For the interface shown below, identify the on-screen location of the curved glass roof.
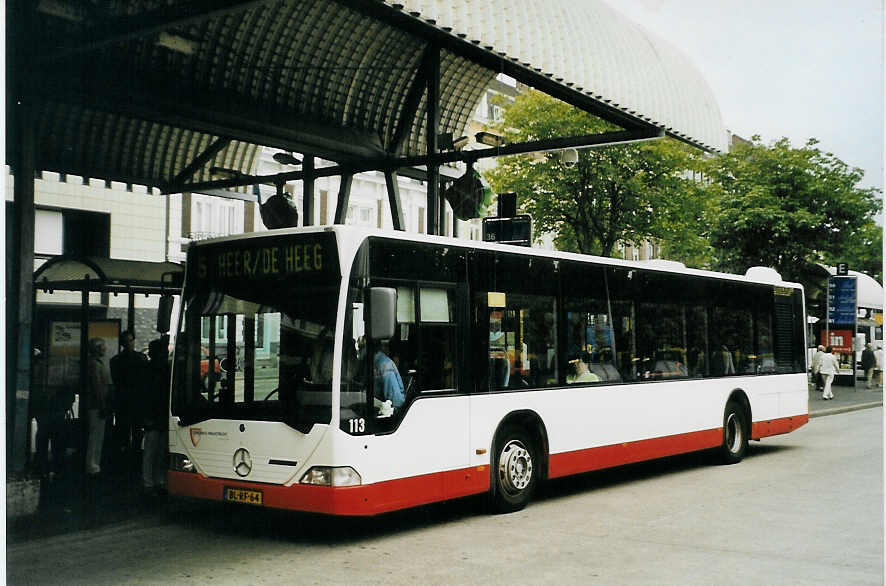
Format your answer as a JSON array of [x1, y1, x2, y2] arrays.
[[15, 0, 726, 195]]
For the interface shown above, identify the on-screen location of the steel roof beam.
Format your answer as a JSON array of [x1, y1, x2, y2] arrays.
[[167, 136, 232, 191], [35, 0, 271, 64], [172, 128, 663, 194], [389, 45, 432, 155], [29, 73, 386, 165]]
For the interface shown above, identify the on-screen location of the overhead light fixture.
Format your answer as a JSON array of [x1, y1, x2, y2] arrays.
[[37, 0, 83, 21], [438, 133, 470, 151], [558, 148, 579, 168], [209, 166, 246, 180], [272, 152, 302, 166], [475, 131, 505, 147], [156, 32, 197, 55]]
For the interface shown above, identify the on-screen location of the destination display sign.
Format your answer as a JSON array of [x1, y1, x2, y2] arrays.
[[191, 233, 339, 284], [482, 215, 532, 247], [827, 276, 857, 326]]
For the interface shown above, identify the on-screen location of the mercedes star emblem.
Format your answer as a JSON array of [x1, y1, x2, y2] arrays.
[[233, 448, 253, 477]]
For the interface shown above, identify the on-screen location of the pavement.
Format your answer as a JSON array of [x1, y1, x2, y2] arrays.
[[807, 380, 883, 418], [6, 382, 882, 545]]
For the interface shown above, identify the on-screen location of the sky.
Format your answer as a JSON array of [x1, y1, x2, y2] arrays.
[[607, 0, 884, 191]]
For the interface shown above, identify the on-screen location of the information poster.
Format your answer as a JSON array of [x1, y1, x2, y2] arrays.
[[826, 276, 857, 377], [46, 320, 121, 391]]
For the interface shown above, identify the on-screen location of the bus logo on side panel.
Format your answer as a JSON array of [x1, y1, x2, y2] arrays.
[[190, 428, 201, 447]]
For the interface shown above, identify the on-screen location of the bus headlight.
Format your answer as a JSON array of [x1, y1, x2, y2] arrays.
[[299, 466, 362, 486], [169, 452, 196, 473]]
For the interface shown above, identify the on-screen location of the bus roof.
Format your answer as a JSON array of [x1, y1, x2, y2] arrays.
[[188, 225, 804, 291]]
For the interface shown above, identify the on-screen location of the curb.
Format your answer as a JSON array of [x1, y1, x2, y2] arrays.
[[810, 401, 882, 419]]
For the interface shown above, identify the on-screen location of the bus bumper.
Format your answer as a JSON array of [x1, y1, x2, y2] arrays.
[[168, 466, 489, 516]]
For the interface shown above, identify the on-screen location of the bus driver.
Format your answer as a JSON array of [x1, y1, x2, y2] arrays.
[[373, 340, 404, 417]]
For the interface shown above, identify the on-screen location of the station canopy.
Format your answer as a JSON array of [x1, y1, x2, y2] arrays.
[[10, 0, 728, 198]]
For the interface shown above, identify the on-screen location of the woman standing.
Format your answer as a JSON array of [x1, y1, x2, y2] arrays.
[[85, 338, 111, 475], [819, 345, 840, 401]]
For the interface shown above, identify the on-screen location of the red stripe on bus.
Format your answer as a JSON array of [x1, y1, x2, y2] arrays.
[[548, 428, 723, 478], [751, 413, 809, 439], [547, 414, 808, 479], [169, 414, 807, 516]]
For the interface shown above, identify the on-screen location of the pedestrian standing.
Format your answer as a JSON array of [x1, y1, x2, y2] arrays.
[[811, 344, 825, 392], [85, 338, 111, 475], [875, 346, 884, 388], [861, 342, 876, 389], [109, 330, 148, 475], [819, 345, 840, 400], [141, 338, 170, 500]]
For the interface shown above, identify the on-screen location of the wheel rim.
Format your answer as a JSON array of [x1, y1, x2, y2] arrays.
[[498, 439, 533, 496], [725, 412, 743, 453]]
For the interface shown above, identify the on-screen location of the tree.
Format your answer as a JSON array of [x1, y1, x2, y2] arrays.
[[704, 136, 882, 284], [833, 220, 882, 283], [484, 90, 706, 258]]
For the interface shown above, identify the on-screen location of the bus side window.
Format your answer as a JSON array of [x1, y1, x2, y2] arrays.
[[564, 302, 619, 384], [486, 293, 557, 390], [418, 288, 456, 391]]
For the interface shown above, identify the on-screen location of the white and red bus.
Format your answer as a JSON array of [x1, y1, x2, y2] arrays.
[[168, 226, 809, 514]]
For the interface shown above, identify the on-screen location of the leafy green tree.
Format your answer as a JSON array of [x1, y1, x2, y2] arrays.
[[484, 90, 707, 259], [833, 220, 882, 283], [704, 136, 882, 284]]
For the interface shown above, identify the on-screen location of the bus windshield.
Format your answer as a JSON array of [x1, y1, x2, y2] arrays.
[[172, 233, 341, 432]]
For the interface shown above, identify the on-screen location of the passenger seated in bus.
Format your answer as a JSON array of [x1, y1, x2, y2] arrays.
[[711, 345, 736, 376], [652, 350, 688, 378], [567, 353, 600, 384], [584, 347, 618, 382], [373, 340, 404, 416]]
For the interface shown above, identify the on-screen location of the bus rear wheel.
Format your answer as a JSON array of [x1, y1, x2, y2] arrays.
[[491, 426, 538, 513], [720, 400, 748, 464]]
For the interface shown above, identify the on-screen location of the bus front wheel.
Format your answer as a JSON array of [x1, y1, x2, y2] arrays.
[[720, 400, 749, 464], [491, 426, 538, 513]]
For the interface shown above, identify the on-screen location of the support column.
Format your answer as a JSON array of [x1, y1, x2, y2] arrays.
[[302, 155, 314, 227], [384, 171, 405, 231], [333, 173, 354, 224], [128, 291, 136, 334], [8, 101, 36, 473], [79, 282, 90, 474], [425, 45, 441, 236]]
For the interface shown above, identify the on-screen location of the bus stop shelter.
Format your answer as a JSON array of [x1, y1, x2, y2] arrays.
[[7, 0, 728, 471], [26, 257, 183, 467]]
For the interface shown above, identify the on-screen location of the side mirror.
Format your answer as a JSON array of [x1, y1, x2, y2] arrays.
[[157, 295, 174, 333], [368, 287, 397, 341]]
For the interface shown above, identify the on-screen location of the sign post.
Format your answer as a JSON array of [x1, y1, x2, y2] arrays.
[[826, 274, 858, 385]]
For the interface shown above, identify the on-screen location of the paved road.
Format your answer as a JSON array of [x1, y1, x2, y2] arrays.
[[7, 409, 883, 585]]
